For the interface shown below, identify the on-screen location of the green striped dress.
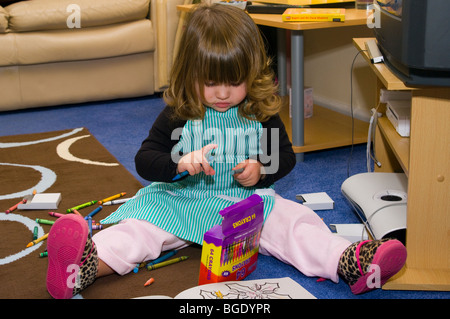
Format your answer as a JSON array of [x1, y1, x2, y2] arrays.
[[100, 107, 275, 244]]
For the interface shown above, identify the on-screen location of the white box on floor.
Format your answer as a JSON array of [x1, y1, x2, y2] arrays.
[[18, 193, 61, 210], [296, 192, 334, 210], [330, 224, 369, 243]]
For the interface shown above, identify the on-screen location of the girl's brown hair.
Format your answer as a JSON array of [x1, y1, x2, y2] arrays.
[[163, 4, 281, 122]]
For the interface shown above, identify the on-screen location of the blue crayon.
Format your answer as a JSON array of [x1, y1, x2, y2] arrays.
[[171, 170, 189, 181], [172, 155, 214, 181], [146, 250, 178, 267], [84, 206, 102, 220], [87, 216, 93, 236]]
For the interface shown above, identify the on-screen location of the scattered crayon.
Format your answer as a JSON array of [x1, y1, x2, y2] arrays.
[[39, 251, 48, 258], [48, 212, 64, 218], [26, 233, 49, 248], [146, 256, 189, 271], [84, 206, 102, 220], [98, 192, 126, 205], [144, 277, 155, 287], [102, 198, 132, 206], [67, 200, 97, 213], [216, 291, 224, 299], [72, 209, 82, 217], [33, 226, 38, 240], [5, 199, 26, 214], [36, 218, 55, 225], [133, 262, 145, 273], [146, 250, 178, 267], [87, 216, 93, 236]]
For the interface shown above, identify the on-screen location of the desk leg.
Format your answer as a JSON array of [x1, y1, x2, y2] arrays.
[[277, 29, 287, 97], [291, 30, 304, 162]]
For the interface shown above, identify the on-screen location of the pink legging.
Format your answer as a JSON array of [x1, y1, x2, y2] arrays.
[[93, 194, 351, 282]]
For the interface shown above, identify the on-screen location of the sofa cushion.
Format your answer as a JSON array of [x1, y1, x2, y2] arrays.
[[0, 6, 8, 33], [8, 0, 150, 32], [0, 19, 154, 66]]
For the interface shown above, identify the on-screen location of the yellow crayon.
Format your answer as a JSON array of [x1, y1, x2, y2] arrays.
[[216, 291, 224, 299], [98, 192, 126, 205], [26, 233, 49, 248]]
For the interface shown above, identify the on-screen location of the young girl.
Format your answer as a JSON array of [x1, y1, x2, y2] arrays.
[[46, 4, 406, 299]]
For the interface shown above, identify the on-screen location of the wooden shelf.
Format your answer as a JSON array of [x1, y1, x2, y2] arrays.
[[353, 38, 415, 91], [377, 117, 410, 176], [279, 98, 369, 153]]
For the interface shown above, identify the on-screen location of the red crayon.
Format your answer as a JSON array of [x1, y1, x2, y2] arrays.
[[6, 199, 26, 214]]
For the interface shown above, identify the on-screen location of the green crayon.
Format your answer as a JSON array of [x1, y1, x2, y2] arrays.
[[36, 218, 55, 225], [33, 226, 38, 240], [67, 200, 98, 213], [146, 256, 189, 271]]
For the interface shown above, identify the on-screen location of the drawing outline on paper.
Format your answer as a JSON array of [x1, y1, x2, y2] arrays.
[[199, 281, 292, 299]]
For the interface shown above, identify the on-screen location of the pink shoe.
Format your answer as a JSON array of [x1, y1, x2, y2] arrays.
[[338, 239, 407, 294], [46, 214, 98, 299]]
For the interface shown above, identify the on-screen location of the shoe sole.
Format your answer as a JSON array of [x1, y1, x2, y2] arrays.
[[351, 239, 407, 294], [46, 214, 89, 299]]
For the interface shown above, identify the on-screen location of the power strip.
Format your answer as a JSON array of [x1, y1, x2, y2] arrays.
[[365, 39, 384, 64]]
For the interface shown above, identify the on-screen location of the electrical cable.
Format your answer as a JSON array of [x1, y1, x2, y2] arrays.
[[348, 49, 367, 177]]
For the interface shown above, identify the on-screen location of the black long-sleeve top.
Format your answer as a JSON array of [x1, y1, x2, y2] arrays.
[[135, 105, 296, 188]]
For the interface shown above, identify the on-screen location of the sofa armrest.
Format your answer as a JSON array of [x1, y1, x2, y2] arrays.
[[152, 0, 193, 91]]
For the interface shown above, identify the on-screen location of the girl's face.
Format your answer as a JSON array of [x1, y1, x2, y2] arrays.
[[200, 82, 247, 113]]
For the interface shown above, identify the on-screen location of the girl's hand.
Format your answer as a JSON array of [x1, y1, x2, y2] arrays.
[[232, 159, 265, 187], [177, 144, 217, 177]]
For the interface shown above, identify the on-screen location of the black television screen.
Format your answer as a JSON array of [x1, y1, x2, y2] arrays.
[[373, 0, 450, 87]]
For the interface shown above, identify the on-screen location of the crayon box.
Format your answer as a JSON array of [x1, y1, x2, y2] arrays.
[[198, 194, 264, 285]]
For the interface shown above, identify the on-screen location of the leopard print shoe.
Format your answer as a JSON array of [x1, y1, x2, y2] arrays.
[[46, 214, 98, 299], [338, 238, 407, 294], [72, 236, 98, 296]]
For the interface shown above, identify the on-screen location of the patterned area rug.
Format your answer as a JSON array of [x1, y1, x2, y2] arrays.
[[0, 128, 201, 299]]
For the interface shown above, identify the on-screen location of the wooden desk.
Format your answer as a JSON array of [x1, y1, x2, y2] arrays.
[[354, 38, 450, 291], [178, 5, 371, 160]]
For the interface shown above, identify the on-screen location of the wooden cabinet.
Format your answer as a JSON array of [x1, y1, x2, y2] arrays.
[[354, 38, 450, 291]]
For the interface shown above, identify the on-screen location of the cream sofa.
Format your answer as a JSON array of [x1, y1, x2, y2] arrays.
[[0, 0, 189, 111]]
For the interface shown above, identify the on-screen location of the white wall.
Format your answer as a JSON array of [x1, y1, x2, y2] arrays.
[[301, 25, 376, 122]]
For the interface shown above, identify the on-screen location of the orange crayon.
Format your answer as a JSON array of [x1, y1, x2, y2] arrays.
[[72, 209, 82, 217], [144, 277, 155, 287]]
